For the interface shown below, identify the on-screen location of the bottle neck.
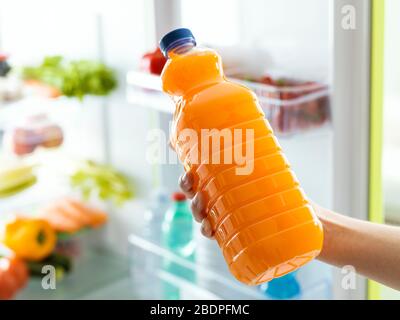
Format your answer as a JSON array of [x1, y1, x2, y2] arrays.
[[167, 42, 196, 59], [162, 46, 225, 97], [173, 200, 187, 208], [171, 200, 191, 218]]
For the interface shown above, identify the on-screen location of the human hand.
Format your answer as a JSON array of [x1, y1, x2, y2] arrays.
[[178, 171, 213, 238]]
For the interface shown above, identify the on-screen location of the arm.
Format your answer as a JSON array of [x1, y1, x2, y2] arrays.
[[179, 171, 400, 291], [314, 203, 400, 290]]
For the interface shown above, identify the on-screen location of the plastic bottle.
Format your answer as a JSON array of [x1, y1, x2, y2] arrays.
[[259, 271, 301, 300], [160, 28, 323, 285], [162, 192, 195, 299], [137, 189, 170, 298], [193, 222, 233, 297], [143, 189, 170, 244]]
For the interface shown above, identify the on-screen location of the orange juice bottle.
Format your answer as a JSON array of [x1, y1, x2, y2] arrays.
[[160, 28, 323, 285]]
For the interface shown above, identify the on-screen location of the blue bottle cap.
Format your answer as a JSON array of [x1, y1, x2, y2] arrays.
[[159, 28, 196, 58]]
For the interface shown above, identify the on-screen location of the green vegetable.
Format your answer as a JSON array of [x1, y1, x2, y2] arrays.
[[22, 56, 117, 100], [27, 252, 72, 280], [56, 228, 89, 241], [70, 160, 134, 206], [0, 176, 37, 199]]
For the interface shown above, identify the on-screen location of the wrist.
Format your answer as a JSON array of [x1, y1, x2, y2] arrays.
[[310, 202, 351, 265]]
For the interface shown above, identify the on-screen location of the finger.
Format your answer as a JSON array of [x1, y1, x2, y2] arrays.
[[200, 218, 214, 238], [178, 171, 195, 199], [191, 191, 208, 223]]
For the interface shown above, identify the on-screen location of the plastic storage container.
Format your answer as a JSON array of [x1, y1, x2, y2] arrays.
[[3, 113, 63, 156], [231, 76, 330, 135], [127, 69, 330, 137]]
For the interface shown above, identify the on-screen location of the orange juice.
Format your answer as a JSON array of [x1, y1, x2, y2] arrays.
[[160, 28, 323, 285]]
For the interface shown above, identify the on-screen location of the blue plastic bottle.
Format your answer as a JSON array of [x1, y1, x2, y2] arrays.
[[162, 192, 195, 299], [260, 271, 301, 300]]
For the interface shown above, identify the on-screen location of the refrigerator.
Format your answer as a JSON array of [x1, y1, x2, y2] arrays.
[[126, 0, 380, 300], [0, 0, 390, 300]]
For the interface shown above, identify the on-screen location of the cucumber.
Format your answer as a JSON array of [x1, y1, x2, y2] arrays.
[[27, 252, 72, 278]]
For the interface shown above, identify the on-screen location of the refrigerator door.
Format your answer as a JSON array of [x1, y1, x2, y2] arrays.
[[377, 0, 400, 300]]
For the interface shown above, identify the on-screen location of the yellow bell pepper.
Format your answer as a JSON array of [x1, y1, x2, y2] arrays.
[[1, 217, 57, 261]]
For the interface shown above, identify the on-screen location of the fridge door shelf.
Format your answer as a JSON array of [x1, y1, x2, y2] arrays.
[[128, 233, 331, 300], [126, 71, 331, 136]]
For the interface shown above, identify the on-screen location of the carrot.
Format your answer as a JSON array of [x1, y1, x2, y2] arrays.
[[63, 198, 107, 228], [40, 206, 81, 233], [38, 198, 108, 233], [24, 80, 61, 98], [58, 198, 93, 226]]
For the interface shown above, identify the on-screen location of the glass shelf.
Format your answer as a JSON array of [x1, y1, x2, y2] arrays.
[[14, 233, 331, 300], [16, 249, 130, 300], [0, 97, 77, 130], [126, 71, 174, 114], [128, 233, 332, 300]]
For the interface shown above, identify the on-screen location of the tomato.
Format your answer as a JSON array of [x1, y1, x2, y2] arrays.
[[0, 273, 17, 300], [0, 256, 29, 300], [260, 75, 275, 86], [140, 48, 167, 75], [7, 256, 29, 289]]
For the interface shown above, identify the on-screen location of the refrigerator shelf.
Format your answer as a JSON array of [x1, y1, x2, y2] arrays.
[[0, 96, 80, 130], [126, 71, 331, 136], [128, 233, 332, 300], [16, 249, 131, 300]]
